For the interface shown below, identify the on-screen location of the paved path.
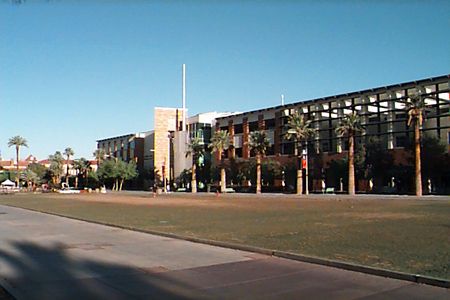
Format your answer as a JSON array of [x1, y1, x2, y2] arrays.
[[0, 205, 447, 299]]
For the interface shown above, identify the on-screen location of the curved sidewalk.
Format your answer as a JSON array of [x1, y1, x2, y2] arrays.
[[0, 205, 447, 299]]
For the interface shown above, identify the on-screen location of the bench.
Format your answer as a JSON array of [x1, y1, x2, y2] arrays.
[[325, 187, 335, 194], [223, 187, 235, 193]]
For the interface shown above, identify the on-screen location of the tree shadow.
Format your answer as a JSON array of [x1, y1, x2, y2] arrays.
[[0, 241, 211, 299]]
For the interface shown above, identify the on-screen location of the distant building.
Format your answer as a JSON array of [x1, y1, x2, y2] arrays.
[[38, 159, 98, 175], [153, 107, 185, 189], [152, 108, 239, 188], [94, 74, 449, 192], [95, 109, 238, 190], [96, 131, 154, 174], [0, 155, 38, 171]]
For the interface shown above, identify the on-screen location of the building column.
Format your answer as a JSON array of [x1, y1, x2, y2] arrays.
[[361, 96, 369, 142], [258, 114, 265, 130], [387, 92, 395, 149], [242, 117, 250, 159], [214, 123, 221, 162], [228, 120, 235, 159], [314, 104, 321, 153], [336, 101, 344, 153], [274, 111, 282, 155]]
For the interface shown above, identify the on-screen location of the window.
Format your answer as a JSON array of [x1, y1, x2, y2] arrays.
[[396, 136, 406, 148], [321, 141, 330, 152], [249, 121, 258, 131], [234, 124, 243, 134], [282, 143, 294, 155], [265, 118, 275, 129], [235, 148, 242, 158]]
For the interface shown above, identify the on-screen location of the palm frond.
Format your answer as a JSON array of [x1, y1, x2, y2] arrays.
[[248, 130, 270, 155], [335, 112, 365, 137], [209, 130, 230, 153], [284, 110, 316, 142]]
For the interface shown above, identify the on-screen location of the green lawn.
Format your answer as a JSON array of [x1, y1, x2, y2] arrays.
[[0, 192, 449, 280]]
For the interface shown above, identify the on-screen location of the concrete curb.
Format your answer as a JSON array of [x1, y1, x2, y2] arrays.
[[2, 204, 449, 289]]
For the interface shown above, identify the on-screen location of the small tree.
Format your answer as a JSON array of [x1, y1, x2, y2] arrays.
[[284, 110, 316, 195], [64, 147, 74, 185], [22, 169, 39, 191], [185, 136, 205, 193], [8, 135, 28, 187], [27, 163, 47, 183], [418, 135, 448, 194], [97, 159, 118, 190], [363, 137, 394, 191], [335, 112, 365, 195], [405, 93, 427, 196], [209, 130, 230, 193], [117, 161, 138, 191], [248, 131, 270, 194]]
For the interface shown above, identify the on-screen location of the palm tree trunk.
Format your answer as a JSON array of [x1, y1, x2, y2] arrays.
[[256, 154, 261, 194], [414, 121, 422, 196], [65, 156, 70, 185], [120, 179, 124, 191], [15, 146, 20, 187], [191, 164, 197, 193], [296, 156, 303, 195], [348, 134, 355, 195], [295, 144, 303, 195]]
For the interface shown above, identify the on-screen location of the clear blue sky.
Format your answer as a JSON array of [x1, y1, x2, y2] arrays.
[[1, 0, 449, 160]]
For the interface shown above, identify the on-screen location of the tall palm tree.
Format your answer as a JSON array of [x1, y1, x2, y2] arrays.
[[93, 148, 106, 167], [284, 110, 316, 195], [248, 131, 270, 194], [48, 151, 64, 185], [64, 147, 74, 185], [406, 93, 427, 196], [73, 158, 91, 188], [8, 135, 28, 187], [209, 130, 230, 193], [336, 112, 365, 195], [186, 136, 205, 193]]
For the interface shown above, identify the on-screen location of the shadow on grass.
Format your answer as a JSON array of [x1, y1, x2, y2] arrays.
[[0, 241, 208, 299]]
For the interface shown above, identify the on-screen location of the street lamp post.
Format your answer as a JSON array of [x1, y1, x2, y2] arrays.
[[162, 158, 166, 193], [303, 141, 309, 195]]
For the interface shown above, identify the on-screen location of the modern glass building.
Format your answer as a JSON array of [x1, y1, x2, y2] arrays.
[[214, 75, 449, 193], [215, 75, 449, 158]]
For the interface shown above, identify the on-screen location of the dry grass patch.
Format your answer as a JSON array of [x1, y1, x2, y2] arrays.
[[0, 192, 449, 280]]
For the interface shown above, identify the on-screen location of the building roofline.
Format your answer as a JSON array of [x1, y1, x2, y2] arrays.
[[216, 74, 450, 120], [96, 133, 137, 143], [96, 130, 154, 143], [154, 107, 185, 111]]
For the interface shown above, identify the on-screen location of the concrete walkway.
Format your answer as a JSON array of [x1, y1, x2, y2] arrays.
[[0, 205, 447, 299]]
